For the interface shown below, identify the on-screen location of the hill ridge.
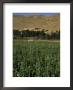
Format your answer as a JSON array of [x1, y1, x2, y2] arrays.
[[13, 15, 60, 34]]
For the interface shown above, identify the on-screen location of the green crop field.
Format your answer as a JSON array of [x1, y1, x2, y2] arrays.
[[13, 40, 60, 77]]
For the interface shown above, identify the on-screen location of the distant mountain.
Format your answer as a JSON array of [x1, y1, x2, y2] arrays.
[[13, 15, 60, 34]]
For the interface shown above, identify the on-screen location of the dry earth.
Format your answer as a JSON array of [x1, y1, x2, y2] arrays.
[[13, 15, 60, 34]]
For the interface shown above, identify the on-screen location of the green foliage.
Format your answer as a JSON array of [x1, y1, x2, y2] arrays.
[[13, 40, 60, 77], [13, 30, 60, 40]]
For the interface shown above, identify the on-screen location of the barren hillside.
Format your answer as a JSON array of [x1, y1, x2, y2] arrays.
[[13, 15, 60, 34]]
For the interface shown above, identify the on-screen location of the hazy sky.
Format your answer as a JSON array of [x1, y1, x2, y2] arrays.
[[13, 13, 60, 16]]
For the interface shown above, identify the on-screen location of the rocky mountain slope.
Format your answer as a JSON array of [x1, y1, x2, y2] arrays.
[[13, 15, 60, 34]]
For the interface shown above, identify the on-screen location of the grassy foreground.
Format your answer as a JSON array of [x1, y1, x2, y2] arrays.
[[13, 40, 60, 77]]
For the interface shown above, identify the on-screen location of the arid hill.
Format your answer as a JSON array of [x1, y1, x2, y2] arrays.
[[13, 15, 60, 34]]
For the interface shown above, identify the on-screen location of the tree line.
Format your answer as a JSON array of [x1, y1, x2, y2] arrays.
[[13, 29, 60, 40]]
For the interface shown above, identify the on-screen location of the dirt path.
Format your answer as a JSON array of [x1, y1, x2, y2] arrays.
[[14, 39, 60, 43]]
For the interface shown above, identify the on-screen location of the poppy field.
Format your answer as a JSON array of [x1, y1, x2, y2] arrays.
[[13, 40, 60, 77]]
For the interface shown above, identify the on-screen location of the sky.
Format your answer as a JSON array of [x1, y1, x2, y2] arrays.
[[13, 13, 60, 16]]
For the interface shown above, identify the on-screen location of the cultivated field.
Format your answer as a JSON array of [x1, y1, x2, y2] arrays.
[[13, 40, 60, 77]]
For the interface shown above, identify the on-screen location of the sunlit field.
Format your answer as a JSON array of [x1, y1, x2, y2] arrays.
[[13, 40, 60, 77]]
